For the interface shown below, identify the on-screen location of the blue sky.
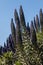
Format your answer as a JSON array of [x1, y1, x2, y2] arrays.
[[0, 0, 43, 46]]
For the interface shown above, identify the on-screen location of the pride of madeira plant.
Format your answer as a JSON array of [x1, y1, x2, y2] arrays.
[[0, 6, 43, 65]]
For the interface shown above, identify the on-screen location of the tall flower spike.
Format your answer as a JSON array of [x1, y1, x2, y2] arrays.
[[40, 9, 43, 32], [27, 22, 30, 32], [19, 5, 26, 27], [34, 17, 36, 31], [26, 22, 30, 36], [14, 9, 27, 65], [36, 15, 40, 32], [30, 21, 34, 32], [19, 6, 31, 65], [11, 18, 16, 44], [14, 9, 22, 44], [30, 21, 37, 48]]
